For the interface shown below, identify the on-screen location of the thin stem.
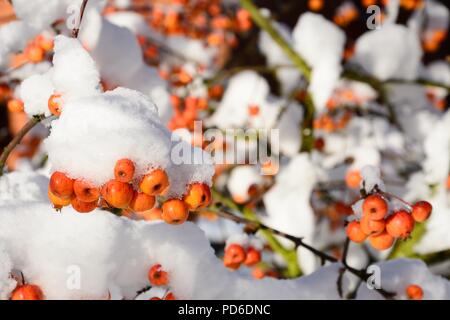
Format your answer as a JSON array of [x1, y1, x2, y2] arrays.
[[72, 0, 89, 38], [240, 0, 311, 81], [0, 115, 46, 177], [211, 206, 395, 299]]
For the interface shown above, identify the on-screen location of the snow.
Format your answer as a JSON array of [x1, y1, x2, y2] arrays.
[[357, 259, 450, 300], [0, 172, 49, 206], [352, 24, 423, 81], [292, 13, 345, 111], [258, 22, 301, 95], [262, 154, 317, 273], [20, 35, 100, 116], [0, 21, 37, 70], [227, 166, 264, 203], [1, 200, 447, 300], [361, 165, 385, 193]]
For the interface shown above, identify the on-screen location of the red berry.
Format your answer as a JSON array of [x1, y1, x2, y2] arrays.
[[406, 284, 423, 300], [411, 201, 432, 223], [362, 194, 388, 220], [346, 221, 367, 243], [386, 210, 415, 239], [148, 264, 169, 286]]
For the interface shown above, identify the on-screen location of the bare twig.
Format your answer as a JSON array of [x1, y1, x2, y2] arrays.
[[0, 115, 46, 177], [210, 205, 396, 299], [72, 0, 89, 38]]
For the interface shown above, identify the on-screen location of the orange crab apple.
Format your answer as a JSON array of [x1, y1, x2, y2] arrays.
[[161, 199, 189, 225], [48, 189, 71, 208], [7, 99, 24, 113], [386, 210, 415, 239], [164, 292, 175, 300], [183, 183, 211, 211], [148, 264, 169, 286], [411, 201, 432, 223], [49, 171, 74, 199], [224, 244, 246, 269], [360, 214, 386, 235], [101, 180, 134, 209], [244, 247, 261, 267], [73, 179, 100, 203], [129, 192, 155, 212], [10, 284, 44, 300], [345, 169, 361, 189], [114, 158, 135, 183], [368, 231, 394, 250], [346, 221, 367, 243], [25, 43, 45, 63], [48, 94, 63, 116], [362, 194, 388, 220], [139, 169, 170, 196], [71, 197, 97, 213], [406, 284, 423, 300]]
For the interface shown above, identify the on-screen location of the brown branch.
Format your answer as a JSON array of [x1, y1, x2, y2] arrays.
[[72, 0, 89, 38], [0, 115, 46, 177], [210, 206, 396, 299]]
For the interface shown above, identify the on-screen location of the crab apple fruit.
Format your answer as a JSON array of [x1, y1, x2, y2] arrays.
[[129, 192, 155, 212], [48, 94, 63, 116], [48, 189, 71, 208], [244, 247, 261, 267], [25, 44, 45, 63], [362, 194, 388, 220], [49, 171, 74, 199], [114, 158, 135, 183], [148, 264, 169, 286], [386, 210, 415, 239], [251, 266, 265, 279], [102, 180, 134, 209], [224, 244, 246, 269], [10, 284, 44, 300], [161, 199, 189, 225], [183, 183, 211, 210], [360, 214, 386, 235], [411, 201, 432, 223], [73, 180, 100, 203], [150, 297, 161, 300], [368, 231, 395, 250], [139, 169, 170, 196], [164, 292, 175, 300], [140, 207, 162, 221], [345, 169, 361, 189], [35, 34, 54, 51], [346, 221, 367, 243], [7, 99, 24, 113], [406, 284, 423, 300], [71, 197, 97, 213]]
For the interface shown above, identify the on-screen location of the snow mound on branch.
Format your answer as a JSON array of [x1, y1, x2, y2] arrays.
[[262, 154, 317, 274], [44, 88, 167, 185], [20, 35, 101, 116], [44, 86, 213, 195], [292, 13, 345, 111], [352, 24, 422, 81], [80, 10, 172, 123], [227, 166, 264, 203], [208, 71, 282, 129], [357, 259, 450, 299], [0, 202, 347, 300], [11, 0, 106, 30], [0, 172, 49, 206]]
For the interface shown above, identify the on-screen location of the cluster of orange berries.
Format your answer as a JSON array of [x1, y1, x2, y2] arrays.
[[168, 94, 208, 130], [422, 29, 447, 53], [313, 111, 352, 133], [346, 194, 432, 250], [48, 159, 212, 225], [223, 243, 261, 270], [15, 34, 54, 65], [147, 264, 175, 300]]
